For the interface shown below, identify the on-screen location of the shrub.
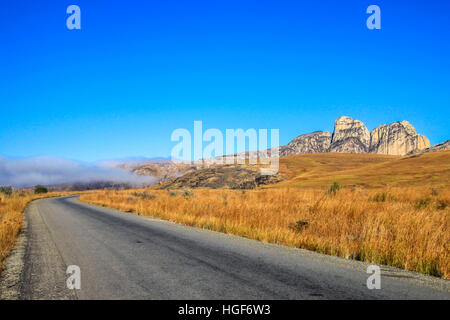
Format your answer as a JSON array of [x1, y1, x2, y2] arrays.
[[327, 182, 341, 195], [372, 192, 386, 202], [0, 186, 13, 196], [371, 192, 395, 202], [416, 197, 432, 209], [436, 200, 448, 210], [34, 185, 48, 194], [290, 220, 309, 233], [182, 188, 194, 198], [131, 191, 157, 200]]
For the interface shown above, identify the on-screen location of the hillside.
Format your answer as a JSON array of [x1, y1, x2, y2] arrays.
[[109, 114, 447, 190], [158, 150, 450, 190], [120, 116, 434, 186], [272, 150, 450, 188], [159, 164, 281, 190], [128, 161, 196, 183]]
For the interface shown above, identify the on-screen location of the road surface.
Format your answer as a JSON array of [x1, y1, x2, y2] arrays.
[[1, 196, 449, 300]]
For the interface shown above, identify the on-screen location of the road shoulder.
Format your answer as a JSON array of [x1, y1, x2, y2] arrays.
[[0, 206, 28, 300], [0, 200, 76, 300]]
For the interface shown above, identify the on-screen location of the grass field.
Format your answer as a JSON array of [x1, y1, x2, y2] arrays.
[[0, 191, 72, 272], [80, 151, 450, 278], [274, 150, 450, 188]]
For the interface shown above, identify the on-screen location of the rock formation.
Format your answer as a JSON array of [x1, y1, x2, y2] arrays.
[[407, 139, 450, 155], [369, 121, 430, 155], [280, 116, 430, 156], [280, 131, 332, 156], [329, 116, 371, 153], [159, 164, 281, 189], [123, 116, 435, 186]]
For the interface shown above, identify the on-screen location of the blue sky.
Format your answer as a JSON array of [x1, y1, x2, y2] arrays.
[[1, 0, 449, 161]]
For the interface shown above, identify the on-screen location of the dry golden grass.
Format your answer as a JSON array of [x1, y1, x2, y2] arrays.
[[0, 190, 72, 272], [274, 150, 450, 188], [80, 186, 449, 279]]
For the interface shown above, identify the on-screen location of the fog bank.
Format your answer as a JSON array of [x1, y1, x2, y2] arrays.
[[0, 156, 156, 188]]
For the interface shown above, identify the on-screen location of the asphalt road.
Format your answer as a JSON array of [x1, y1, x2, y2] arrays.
[[2, 196, 449, 300]]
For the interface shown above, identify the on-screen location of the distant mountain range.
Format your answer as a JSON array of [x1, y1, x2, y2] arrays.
[[280, 116, 430, 156], [209, 116, 441, 163], [115, 116, 448, 186]]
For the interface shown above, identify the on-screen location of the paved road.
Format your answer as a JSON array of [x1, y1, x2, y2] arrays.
[[2, 196, 449, 300]]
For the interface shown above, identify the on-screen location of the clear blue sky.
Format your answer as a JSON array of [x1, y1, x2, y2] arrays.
[[1, 0, 449, 161]]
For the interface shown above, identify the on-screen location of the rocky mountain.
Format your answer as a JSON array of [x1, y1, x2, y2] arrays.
[[407, 139, 450, 155], [370, 121, 430, 155], [280, 131, 332, 156], [159, 164, 281, 190], [281, 116, 430, 156], [329, 116, 371, 153], [123, 161, 199, 184], [113, 116, 435, 187]]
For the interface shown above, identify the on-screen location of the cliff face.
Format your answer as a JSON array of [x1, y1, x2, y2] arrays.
[[408, 139, 450, 155], [369, 121, 430, 155], [283, 116, 430, 156], [280, 131, 332, 156], [329, 116, 371, 153]]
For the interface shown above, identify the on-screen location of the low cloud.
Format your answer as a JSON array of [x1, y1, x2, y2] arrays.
[[0, 156, 156, 188]]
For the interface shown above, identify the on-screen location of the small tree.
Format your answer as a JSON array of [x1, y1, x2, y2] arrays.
[[0, 186, 13, 196], [34, 185, 48, 194]]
